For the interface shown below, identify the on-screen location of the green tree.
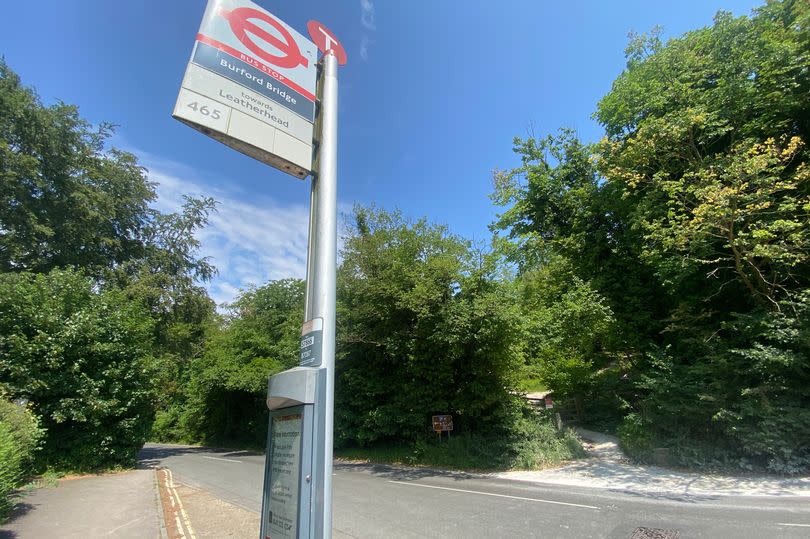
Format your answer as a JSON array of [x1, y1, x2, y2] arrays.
[[110, 196, 218, 437], [492, 1, 810, 471], [0, 59, 218, 456], [336, 206, 523, 445], [490, 132, 652, 429], [594, 1, 809, 470], [179, 279, 305, 446], [516, 257, 616, 422], [491, 130, 668, 348], [595, 2, 810, 311], [0, 60, 154, 276], [0, 56, 217, 354], [0, 270, 155, 470]]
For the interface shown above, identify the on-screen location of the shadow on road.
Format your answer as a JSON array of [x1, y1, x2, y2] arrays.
[[607, 487, 720, 504], [138, 444, 211, 468], [0, 500, 35, 537], [334, 461, 479, 482], [138, 443, 264, 469], [220, 450, 259, 459]]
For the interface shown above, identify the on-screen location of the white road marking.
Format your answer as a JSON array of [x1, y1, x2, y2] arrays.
[[201, 455, 242, 463], [387, 481, 600, 510], [778, 523, 810, 527]]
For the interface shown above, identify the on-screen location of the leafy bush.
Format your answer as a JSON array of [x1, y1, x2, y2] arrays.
[[1, 58, 216, 466], [0, 399, 42, 521], [150, 406, 187, 443], [0, 270, 155, 471], [617, 413, 654, 463], [501, 410, 586, 469], [338, 405, 584, 471], [623, 293, 810, 473], [0, 400, 42, 471], [0, 423, 19, 520]]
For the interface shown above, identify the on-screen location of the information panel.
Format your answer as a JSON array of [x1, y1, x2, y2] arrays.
[[266, 413, 303, 539], [173, 0, 317, 178]]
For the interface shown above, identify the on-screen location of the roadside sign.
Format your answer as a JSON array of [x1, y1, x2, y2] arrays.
[[432, 415, 454, 432], [307, 21, 347, 65], [173, 0, 317, 178]]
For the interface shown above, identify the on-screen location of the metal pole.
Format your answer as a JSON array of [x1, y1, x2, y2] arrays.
[[310, 50, 338, 538], [304, 180, 317, 321]]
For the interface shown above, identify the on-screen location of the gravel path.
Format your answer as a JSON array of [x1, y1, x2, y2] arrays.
[[495, 427, 810, 497]]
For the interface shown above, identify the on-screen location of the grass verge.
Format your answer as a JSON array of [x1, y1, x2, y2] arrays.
[[336, 417, 585, 472]]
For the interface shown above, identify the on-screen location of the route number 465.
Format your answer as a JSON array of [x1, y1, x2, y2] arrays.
[[187, 102, 221, 120]]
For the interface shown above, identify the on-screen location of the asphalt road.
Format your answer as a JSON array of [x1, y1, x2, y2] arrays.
[[140, 443, 810, 538]]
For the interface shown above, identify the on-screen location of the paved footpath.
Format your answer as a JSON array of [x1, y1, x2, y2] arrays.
[[0, 470, 163, 538], [1, 466, 254, 539]]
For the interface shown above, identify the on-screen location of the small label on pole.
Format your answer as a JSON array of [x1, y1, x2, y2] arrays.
[[300, 318, 324, 366]]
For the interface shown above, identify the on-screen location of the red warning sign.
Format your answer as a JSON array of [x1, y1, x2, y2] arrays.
[[307, 20, 347, 65]]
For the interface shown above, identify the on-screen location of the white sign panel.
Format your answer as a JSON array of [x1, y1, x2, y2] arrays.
[[173, 0, 317, 178], [267, 413, 303, 539]]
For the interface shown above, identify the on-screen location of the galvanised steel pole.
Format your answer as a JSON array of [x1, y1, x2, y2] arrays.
[[310, 49, 338, 538], [304, 178, 317, 322]]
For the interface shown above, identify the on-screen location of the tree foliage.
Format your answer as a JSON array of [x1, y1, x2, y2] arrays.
[[174, 279, 305, 447], [0, 60, 217, 472], [516, 257, 617, 422], [492, 0, 810, 472], [0, 270, 155, 470], [491, 130, 668, 346], [336, 207, 525, 445], [596, 2, 810, 311], [0, 60, 153, 276], [630, 293, 810, 472]]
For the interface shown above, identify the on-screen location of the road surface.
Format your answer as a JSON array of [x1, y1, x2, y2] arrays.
[[139, 443, 810, 538]]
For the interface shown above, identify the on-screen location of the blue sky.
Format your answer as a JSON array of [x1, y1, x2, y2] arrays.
[[1, 0, 762, 305]]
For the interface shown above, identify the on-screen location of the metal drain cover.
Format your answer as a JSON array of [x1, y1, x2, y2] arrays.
[[630, 527, 681, 539]]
